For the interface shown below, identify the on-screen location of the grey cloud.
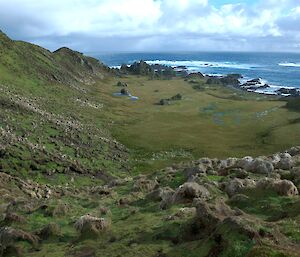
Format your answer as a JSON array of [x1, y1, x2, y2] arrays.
[[0, 0, 299, 53]]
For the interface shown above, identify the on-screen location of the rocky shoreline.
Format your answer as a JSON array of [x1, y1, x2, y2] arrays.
[[172, 64, 300, 97]]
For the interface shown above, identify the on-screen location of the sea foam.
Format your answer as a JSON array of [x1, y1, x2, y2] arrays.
[[278, 62, 300, 67], [145, 60, 257, 70]]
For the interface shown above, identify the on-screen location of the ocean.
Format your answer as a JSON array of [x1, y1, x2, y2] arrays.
[[93, 52, 300, 93]]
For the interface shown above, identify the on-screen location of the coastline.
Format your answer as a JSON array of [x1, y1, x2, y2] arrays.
[[111, 61, 300, 97], [96, 52, 300, 97]]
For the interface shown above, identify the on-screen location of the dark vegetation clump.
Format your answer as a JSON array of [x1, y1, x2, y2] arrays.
[[158, 93, 183, 105]]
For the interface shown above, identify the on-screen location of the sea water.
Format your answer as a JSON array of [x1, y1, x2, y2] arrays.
[[93, 52, 300, 94]]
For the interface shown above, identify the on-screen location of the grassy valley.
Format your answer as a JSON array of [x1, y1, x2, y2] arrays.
[[0, 30, 300, 257]]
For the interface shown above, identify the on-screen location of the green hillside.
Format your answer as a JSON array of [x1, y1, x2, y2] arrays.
[[0, 31, 300, 257]]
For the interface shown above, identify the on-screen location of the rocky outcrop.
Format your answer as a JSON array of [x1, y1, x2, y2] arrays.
[[235, 157, 274, 174], [276, 88, 300, 96], [240, 78, 270, 92]]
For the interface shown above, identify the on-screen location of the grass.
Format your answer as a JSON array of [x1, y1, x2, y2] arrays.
[[0, 32, 300, 257], [97, 76, 300, 172]]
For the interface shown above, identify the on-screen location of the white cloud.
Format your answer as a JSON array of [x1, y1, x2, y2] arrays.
[[0, 0, 299, 52]]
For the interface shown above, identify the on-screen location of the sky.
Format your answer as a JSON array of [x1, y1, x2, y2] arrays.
[[0, 0, 299, 53]]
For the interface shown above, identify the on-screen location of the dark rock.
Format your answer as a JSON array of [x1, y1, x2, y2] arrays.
[[277, 88, 300, 96], [186, 72, 204, 79], [120, 88, 130, 95]]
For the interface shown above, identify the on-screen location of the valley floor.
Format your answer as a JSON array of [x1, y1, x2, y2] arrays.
[[1, 71, 300, 257]]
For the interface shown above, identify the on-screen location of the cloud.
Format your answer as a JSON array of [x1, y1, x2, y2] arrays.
[[0, 0, 299, 52]]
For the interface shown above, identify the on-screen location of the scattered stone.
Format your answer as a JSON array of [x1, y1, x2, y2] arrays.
[[74, 215, 110, 238], [147, 187, 174, 202], [172, 182, 210, 204], [235, 156, 254, 171], [275, 153, 294, 170], [286, 146, 300, 156], [224, 178, 256, 197], [248, 158, 274, 174], [194, 199, 236, 229], [256, 178, 298, 196]]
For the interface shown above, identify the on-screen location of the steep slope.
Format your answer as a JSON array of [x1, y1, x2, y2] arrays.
[[0, 30, 111, 90], [0, 31, 129, 184]]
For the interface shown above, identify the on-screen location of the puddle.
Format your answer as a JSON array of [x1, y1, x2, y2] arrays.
[[113, 92, 139, 101]]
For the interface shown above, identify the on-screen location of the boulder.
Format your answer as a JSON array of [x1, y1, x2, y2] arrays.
[[286, 146, 300, 156], [74, 215, 110, 238], [147, 187, 174, 202], [275, 153, 294, 170], [235, 156, 254, 171], [269, 153, 281, 166], [194, 199, 236, 229], [172, 182, 210, 204], [224, 178, 256, 197], [248, 158, 274, 174], [120, 88, 130, 95], [183, 166, 206, 178], [218, 158, 238, 170], [274, 180, 298, 196], [256, 178, 298, 196]]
